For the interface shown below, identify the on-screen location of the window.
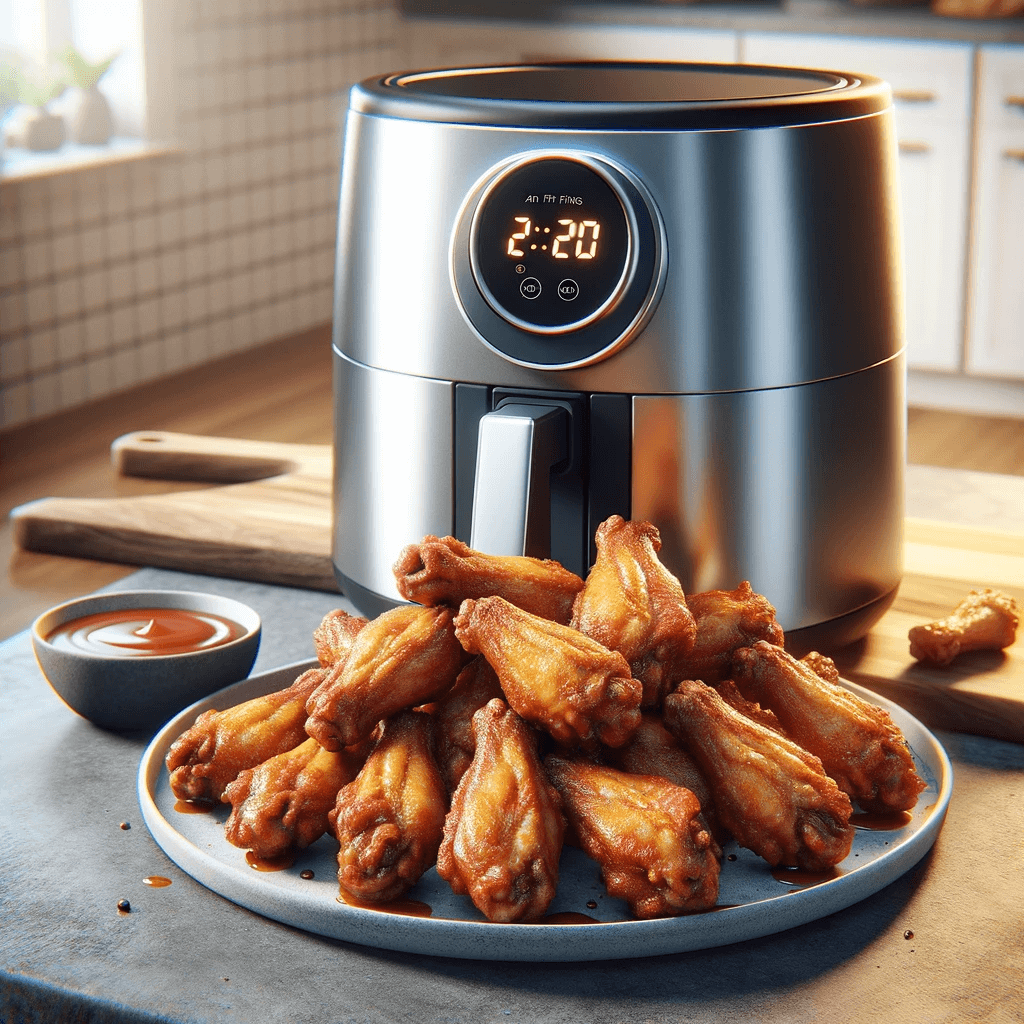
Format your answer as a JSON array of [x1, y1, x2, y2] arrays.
[[1, 0, 148, 175]]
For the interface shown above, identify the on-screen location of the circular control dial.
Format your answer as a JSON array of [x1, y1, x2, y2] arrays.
[[452, 152, 664, 369], [471, 158, 631, 333]]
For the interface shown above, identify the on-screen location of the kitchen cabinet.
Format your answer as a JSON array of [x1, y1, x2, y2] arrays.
[[966, 44, 1024, 380], [740, 33, 974, 374]]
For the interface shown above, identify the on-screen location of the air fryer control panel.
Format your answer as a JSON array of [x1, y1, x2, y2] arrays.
[[452, 153, 665, 370]]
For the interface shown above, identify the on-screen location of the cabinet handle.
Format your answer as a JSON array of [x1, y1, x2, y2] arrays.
[[899, 140, 933, 155], [1003, 148, 1024, 162], [893, 89, 937, 104], [1005, 96, 1024, 112]]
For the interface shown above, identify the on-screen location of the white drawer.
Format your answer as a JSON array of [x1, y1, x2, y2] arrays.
[[741, 33, 974, 128], [977, 44, 1024, 134]]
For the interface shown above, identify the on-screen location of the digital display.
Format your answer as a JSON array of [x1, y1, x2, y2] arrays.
[[471, 158, 631, 332]]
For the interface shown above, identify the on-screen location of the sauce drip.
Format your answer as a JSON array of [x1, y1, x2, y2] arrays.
[[851, 809, 913, 830], [245, 851, 296, 872], [143, 876, 172, 888], [300, 870, 315, 880], [336, 891, 433, 917], [45, 608, 247, 657], [174, 799, 215, 815], [770, 865, 842, 887]]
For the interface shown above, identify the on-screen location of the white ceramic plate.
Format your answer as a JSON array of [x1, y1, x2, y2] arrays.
[[138, 659, 953, 962]]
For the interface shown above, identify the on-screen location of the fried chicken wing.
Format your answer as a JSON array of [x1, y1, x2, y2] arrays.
[[393, 534, 584, 624], [570, 516, 697, 709], [330, 710, 447, 903], [166, 667, 328, 803], [545, 756, 720, 918], [675, 581, 785, 684], [305, 604, 464, 751], [664, 679, 854, 871], [908, 588, 1020, 667], [437, 699, 564, 922], [222, 736, 362, 860], [312, 609, 369, 668], [433, 656, 504, 795], [731, 641, 926, 813], [454, 596, 642, 750], [608, 713, 726, 846]]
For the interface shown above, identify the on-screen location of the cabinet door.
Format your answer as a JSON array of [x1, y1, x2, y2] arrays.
[[966, 46, 1024, 380], [741, 33, 974, 372]]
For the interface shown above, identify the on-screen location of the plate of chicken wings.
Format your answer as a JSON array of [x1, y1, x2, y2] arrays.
[[138, 517, 952, 961]]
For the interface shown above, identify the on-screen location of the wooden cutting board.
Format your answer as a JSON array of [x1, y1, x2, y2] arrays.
[[11, 431, 337, 591], [10, 431, 1024, 743]]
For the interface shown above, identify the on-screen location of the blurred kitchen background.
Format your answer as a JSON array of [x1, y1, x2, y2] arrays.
[[1, 0, 1022, 435]]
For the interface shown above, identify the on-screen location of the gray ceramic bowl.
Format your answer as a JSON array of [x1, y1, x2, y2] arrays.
[[32, 590, 261, 732]]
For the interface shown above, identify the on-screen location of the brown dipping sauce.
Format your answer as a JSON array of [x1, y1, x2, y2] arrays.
[[45, 608, 247, 657]]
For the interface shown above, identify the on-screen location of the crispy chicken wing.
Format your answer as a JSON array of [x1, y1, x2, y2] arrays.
[[664, 679, 854, 871], [392, 534, 584, 624], [545, 756, 720, 918], [570, 516, 697, 709], [330, 710, 447, 903], [676, 581, 785, 685], [731, 641, 926, 813], [454, 596, 642, 750], [908, 588, 1019, 667], [222, 736, 362, 860], [166, 667, 328, 803], [433, 656, 504, 795], [312, 609, 369, 668], [305, 604, 464, 751], [437, 699, 564, 922], [608, 713, 726, 846]]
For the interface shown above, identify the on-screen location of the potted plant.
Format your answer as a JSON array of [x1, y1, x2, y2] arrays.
[[1, 62, 67, 152], [61, 46, 118, 146]]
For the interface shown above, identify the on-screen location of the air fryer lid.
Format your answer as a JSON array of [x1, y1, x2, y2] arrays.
[[351, 61, 891, 129]]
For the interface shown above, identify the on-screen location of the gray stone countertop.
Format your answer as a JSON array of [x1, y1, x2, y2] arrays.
[[3, 466, 1023, 1023]]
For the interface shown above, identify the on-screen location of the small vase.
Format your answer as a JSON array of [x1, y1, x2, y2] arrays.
[[14, 108, 67, 152], [68, 85, 114, 145]]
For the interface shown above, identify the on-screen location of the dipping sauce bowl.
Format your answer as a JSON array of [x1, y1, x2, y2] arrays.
[[32, 591, 261, 731]]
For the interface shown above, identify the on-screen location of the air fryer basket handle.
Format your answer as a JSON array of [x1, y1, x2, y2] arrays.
[[470, 404, 569, 561]]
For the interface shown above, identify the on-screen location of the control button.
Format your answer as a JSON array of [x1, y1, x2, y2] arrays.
[[520, 277, 542, 300], [557, 279, 580, 302]]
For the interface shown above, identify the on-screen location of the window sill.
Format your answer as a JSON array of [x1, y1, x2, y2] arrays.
[[0, 137, 180, 186]]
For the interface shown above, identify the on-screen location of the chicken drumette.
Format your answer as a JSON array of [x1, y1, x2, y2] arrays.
[[908, 588, 1019, 667], [330, 709, 448, 904], [675, 581, 785, 685], [608, 712, 727, 847], [570, 516, 697, 709], [223, 736, 363, 860], [664, 679, 855, 871], [166, 666, 328, 804], [305, 604, 465, 751], [545, 756, 720, 918], [437, 699, 564, 923], [393, 534, 584, 624], [731, 641, 926, 814], [454, 596, 642, 750]]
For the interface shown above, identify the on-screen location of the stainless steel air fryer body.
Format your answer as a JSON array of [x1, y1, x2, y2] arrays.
[[331, 62, 905, 646]]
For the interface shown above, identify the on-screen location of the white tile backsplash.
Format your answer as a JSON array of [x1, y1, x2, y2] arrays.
[[1, 0, 399, 429]]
